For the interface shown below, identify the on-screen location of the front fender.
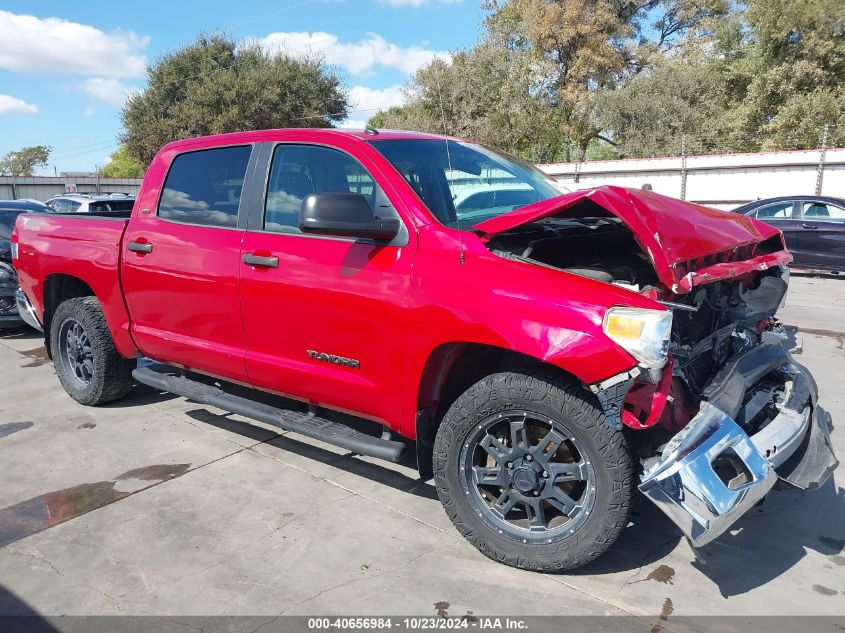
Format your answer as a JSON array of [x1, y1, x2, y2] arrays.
[[402, 229, 659, 435]]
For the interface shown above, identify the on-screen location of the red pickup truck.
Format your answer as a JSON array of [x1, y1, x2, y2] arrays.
[[12, 129, 837, 571]]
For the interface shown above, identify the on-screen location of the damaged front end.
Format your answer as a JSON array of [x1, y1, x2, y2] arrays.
[[477, 186, 837, 547], [603, 265, 837, 547], [639, 348, 836, 546]]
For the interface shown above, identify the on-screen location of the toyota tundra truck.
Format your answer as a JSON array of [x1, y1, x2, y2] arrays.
[[12, 129, 838, 571]]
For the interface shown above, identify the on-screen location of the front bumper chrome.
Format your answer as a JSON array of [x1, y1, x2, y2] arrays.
[[639, 346, 837, 547], [14, 288, 42, 331]]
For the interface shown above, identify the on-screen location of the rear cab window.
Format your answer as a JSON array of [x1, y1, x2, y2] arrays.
[[158, 145, 252, 228]]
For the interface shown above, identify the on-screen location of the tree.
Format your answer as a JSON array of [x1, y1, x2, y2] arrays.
[[370, 44, 567, 161], [99, 146, 145, 178], [594, 56, 734, 157], [726, 0, 845, 149], [0, 145, 51, 177], [372, 1, 731, 161], [121, 34, 349, 165]]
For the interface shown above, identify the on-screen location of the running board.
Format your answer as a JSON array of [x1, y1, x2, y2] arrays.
[[132, 366, 406, 463]]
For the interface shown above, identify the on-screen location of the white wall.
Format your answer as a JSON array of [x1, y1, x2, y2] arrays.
[[538, 148, 845, 209]]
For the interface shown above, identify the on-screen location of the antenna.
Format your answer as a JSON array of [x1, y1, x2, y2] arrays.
[[431, 60, 465, 265]]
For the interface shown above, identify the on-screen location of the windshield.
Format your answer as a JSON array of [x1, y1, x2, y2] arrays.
[[370, 139, 564, 227]]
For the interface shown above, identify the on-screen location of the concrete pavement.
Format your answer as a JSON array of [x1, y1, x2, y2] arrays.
[[0, 277, 842, 622]]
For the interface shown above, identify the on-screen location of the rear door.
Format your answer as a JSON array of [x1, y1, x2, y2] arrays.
[[122, 143, 257, 382], [797, 201, 845, 270], [749, 201, 801, 262], [238, 140, 415, 424]]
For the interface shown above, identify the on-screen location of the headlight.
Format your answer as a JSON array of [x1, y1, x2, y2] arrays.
[[0, 262, 16, 282], [603, 306, 672, 369]]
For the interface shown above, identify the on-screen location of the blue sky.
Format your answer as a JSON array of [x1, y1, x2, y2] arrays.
[[0, 0, 484, 174]]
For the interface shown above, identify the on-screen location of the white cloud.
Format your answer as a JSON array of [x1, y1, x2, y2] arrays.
[[80, 78, 139, 107], [338, 119, 369, 129], [83, 107, 95, 117], [258, 31, 448, 76], [0, 10, 148, 78], [348, 85, 404, 114], [0, 93, 37, 116], [339, 85, 405, 129]]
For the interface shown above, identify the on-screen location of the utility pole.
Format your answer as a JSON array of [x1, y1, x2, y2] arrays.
[[680, 136, 688, 201], [815, 124, 830, 196]]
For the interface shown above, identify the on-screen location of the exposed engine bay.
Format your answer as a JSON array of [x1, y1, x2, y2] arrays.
[[485, 212, 791, 437]]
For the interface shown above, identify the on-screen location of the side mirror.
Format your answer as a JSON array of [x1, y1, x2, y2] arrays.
[[299, 192, 400, 242]]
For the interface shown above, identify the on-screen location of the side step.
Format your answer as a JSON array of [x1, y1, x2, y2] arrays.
[[132, 366, 406, 463]]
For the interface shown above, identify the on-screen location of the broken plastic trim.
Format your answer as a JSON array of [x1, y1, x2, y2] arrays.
[[588, 367, 640, 430]]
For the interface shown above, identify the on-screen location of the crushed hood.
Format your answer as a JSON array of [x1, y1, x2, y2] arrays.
[[473, 185, 792, 294]]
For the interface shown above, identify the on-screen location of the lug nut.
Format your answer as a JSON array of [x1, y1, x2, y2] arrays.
[[525, 454, 533, 462], [542, 471, 549, 478], [506, 462, 513, 469], [533, 491, 540, 496]]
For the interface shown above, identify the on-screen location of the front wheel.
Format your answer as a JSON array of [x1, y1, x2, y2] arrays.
[[51, 296, 134, 405], [433, 369, 636, 571]]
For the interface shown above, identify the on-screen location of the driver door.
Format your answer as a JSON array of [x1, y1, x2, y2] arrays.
[[238, 141, 416, 424]]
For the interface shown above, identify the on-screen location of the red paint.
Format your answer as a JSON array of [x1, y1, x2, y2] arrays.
[[13, 129, 793, 440], [622, 356, 675, 429]]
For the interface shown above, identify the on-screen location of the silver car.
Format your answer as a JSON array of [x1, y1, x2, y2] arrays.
[[45, 193, 135, 214]]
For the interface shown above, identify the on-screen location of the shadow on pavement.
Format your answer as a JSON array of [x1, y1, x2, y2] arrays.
[[0, 327, 42, 341], [0, 583, 59, 632], [184, 406, 439, 501], [573, 477, 845, 598]]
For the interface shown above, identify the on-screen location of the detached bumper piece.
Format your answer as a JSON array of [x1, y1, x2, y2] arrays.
[[639, 345, 837, 547]]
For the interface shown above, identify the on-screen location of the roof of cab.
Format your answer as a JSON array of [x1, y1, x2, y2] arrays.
[[160, 128, 451, 152]]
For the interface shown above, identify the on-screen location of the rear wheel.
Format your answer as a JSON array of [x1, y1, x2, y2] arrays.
[[51, 297, 134, 405], [433, 369, 635, 571]]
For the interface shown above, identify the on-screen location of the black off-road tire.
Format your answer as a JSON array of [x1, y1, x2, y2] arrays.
[[51, 297, 134, 405], [433, 368, 636, 571]]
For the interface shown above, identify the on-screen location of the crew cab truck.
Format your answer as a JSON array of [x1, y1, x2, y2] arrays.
[[13, 129, 838, 571]]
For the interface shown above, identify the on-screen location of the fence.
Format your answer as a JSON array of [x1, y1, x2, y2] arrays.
[[0, 176, 142, 202], [535, 123, 844, 209], [539, 146, 845, 210]]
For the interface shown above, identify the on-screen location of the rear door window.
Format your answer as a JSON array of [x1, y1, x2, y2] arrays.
[[754, 202, 793, 219], [801, 202, 845, 224], [158, 146, 252, 228]]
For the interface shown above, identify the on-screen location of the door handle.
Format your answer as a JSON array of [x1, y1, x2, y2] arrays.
[[242, 253, 279, 268], [802, 223, 818, 229], [127, 241, 153, 253]]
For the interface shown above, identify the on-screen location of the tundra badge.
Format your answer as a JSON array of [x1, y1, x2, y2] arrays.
[[307, 350, 360, 369]]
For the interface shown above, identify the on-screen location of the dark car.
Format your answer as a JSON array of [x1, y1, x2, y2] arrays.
[[733, 195, 845, 272], [0, 200, 49, 328]]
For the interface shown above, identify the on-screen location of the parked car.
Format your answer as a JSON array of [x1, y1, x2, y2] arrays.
[[12, 129, 837, 571], [733, 195, 845, 272], [0, 200, 48, 328], [45, 193, 135, 214]]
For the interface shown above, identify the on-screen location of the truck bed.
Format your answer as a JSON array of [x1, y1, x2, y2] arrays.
[[14, 212, 135, 356]]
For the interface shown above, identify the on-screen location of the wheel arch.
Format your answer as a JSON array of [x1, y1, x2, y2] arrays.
[[414, 342, 583, 479], [42, 273, 96, 357]]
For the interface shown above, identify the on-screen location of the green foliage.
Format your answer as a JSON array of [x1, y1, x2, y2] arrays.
[[371, 0, 842, 160], [99, 146, 145, 178], [0, 145, 51, 177], [121, 34, 349, 165]]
